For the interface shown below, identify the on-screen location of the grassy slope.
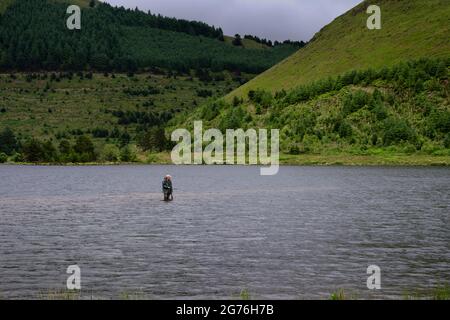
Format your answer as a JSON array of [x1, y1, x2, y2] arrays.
[[0, 72, 246, 146], [176, 59, 450, 165], [230, 0, 450, 98], [223, 36, 270, 50]]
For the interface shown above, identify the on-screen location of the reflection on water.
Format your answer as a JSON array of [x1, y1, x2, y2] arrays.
[[0, 165, 449, 299]]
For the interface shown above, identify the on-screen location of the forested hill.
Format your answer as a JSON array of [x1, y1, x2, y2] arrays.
[[0, 0, 303, 73], [173, 0, 449, 162], [231, 0, 450, 97]]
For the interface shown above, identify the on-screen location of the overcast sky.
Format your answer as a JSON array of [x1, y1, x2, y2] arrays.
[[103, 0, 363, 41]]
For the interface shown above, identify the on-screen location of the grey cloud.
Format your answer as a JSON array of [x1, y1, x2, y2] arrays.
[[103, 0, 363, 41]]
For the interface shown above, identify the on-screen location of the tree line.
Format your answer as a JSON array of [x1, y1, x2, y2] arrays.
[[243, 34, 306, 48], [0, 0, 301, 74], [225, 57, 450, 154], [0, 126, 172, 163]]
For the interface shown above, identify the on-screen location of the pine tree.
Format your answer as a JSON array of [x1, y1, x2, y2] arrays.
[[232, 34, 243, 46], [0, 128, 18, 155]]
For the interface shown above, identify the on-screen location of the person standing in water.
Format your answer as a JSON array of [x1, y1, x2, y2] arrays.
[[162, 175, 173, 201]]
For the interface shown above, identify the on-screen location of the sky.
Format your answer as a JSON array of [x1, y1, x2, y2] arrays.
[[103, 0, 363, 42]]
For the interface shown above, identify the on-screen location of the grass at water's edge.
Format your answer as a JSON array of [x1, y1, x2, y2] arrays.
[[403, 285, 450, 300], [2, 285, 448, 300], [2, 153, 449, 166], [279, 154, 450, 166], [329, 285, 450, 300]]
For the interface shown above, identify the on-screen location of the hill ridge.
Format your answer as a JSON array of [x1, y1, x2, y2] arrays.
[[0, 0, 301, 73], [229, 0, 450, 98]]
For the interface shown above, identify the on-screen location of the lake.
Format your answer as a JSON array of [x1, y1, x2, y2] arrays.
[[0, 165, 449, 299]]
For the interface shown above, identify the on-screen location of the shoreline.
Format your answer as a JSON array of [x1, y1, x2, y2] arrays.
[[1, 154, 449, 167]]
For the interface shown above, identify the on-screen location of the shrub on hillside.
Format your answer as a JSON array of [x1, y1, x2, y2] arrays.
[[342, 90, 370, 116], [383, 118, 417, 146], [290, 106, 317, 140], [219, 106, 246, 131], [138, 127, 169, 152], [0, 128, 18, 155], [197, 89, 213, 98], [58, 139, 74, 162], [371, 102, 388, 120], [427, 110, 450, 137], [444, 134, 450, 149], [101, 144, 120, 162], [120, 145, 138, 162], [232, 96, 243, 107], [200, 100, 223, 121], [0, 152, 7, 163], [22, 139, 58, 163], [73, 136, 97, 162], [248, 89, 273, 108], [92, 128, 110, 138]]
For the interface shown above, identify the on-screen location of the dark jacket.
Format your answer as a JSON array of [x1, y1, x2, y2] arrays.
[[162, 180, 172, 192]]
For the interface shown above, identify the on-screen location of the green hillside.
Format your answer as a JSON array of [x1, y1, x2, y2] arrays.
[[1, 0, 449, 165], [173, 0, 450, 165], [0, 70, 251, 163], [0, 0, 303, 164], [0, 0, 301, 74], [177, 57, 450, 164], [230, 0, 450, 98]]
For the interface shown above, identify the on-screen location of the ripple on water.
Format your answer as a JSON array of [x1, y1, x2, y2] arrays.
[[0, 165, 449, 299]]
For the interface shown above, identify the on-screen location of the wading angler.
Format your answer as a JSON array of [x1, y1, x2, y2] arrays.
[[171, 121, 279, 175]]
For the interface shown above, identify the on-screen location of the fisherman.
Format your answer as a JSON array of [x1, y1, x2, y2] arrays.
[[162, 175, 173, 201]]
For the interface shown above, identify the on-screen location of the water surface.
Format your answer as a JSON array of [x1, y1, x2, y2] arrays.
[[0, 165, 449, 299]]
